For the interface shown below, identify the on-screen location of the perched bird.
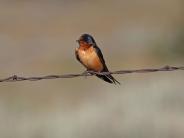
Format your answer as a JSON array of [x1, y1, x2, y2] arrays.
[[75, 34, 120, 84]]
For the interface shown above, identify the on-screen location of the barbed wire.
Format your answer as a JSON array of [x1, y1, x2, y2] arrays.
[[0, 65, 183, 82]]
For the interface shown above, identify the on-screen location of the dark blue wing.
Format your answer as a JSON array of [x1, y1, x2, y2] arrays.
[[93, 45, 108, 71], [93, 45, 120, 84]]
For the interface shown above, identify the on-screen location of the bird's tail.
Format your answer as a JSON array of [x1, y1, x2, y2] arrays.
[[96, 74, 120, 85]]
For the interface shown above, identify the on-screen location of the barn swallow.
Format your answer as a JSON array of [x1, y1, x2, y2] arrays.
[[75, 34, 120, 84]]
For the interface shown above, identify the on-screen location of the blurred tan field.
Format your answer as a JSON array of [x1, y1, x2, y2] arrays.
[[0, 0, 184, 138]]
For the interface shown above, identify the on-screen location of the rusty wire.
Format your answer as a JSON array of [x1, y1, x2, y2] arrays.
[[0, 65, 183, 82]]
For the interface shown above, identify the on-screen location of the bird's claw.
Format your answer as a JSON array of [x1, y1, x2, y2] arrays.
[[82, 70, 91, 79]]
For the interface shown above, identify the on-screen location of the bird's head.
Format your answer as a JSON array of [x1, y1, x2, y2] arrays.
[[76, 34, 96, 46]]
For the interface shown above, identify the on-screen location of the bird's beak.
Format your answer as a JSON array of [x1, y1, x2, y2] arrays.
[[76, 40, 80, 43]]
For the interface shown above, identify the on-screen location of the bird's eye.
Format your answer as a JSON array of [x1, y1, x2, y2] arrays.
[[86, 36, 93, 44]]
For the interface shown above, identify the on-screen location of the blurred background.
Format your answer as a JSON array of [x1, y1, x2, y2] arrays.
[[0, 0, 184, 138]]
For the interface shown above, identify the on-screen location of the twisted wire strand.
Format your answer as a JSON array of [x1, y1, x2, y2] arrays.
[[0, 65, 183, 82]]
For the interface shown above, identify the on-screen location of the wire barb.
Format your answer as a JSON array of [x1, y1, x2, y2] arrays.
[[0, 65, 183, 82]]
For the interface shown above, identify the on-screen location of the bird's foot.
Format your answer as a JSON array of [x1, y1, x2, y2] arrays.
[[82, 70, 91, 79]]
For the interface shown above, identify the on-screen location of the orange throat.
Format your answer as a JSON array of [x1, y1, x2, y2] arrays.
[[79, 43, 91, 50]]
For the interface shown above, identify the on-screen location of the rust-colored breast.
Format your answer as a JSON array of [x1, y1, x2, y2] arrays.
[[78, 46, 104, 72]]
